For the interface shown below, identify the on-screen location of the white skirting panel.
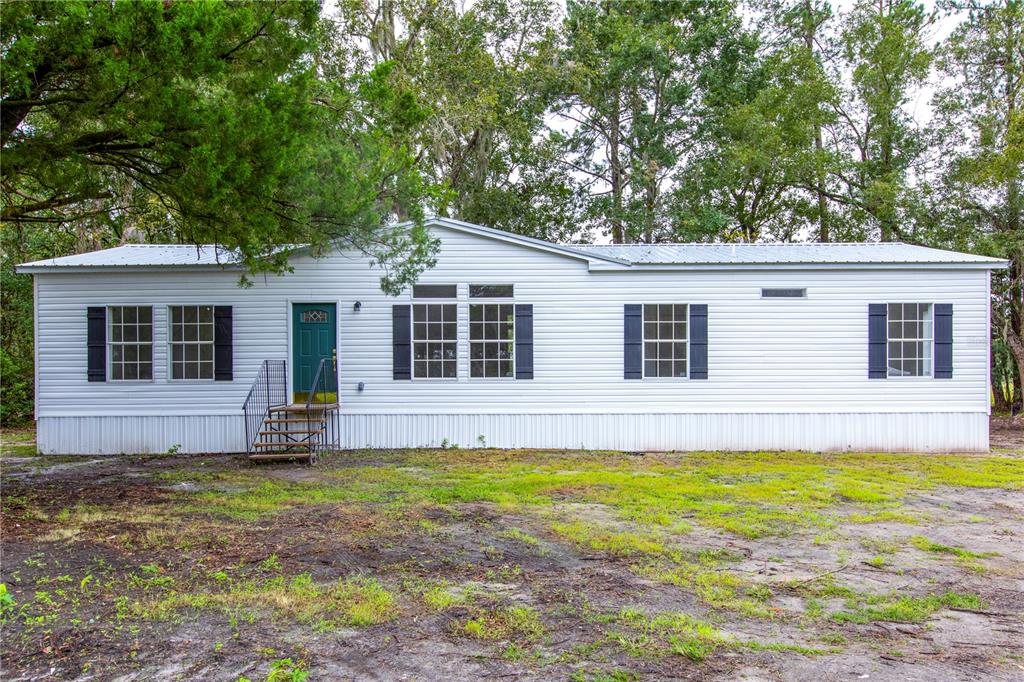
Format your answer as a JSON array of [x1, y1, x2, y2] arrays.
[[37, 415, 246, 455], [38, 412, 988, 454]]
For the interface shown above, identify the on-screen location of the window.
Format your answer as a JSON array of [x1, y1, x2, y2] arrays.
[[887, 303, 932, 377], [643, 304, 688, 378], [169, 305, 214, 380], [109, 306, 153, 380], [301, 309, 328, 323], [762, 288, 806, 298], [413, 284, 457, 299], [412, 303, 457, 378], [470, 284, 514, 298], [470, 303, 514, 378]]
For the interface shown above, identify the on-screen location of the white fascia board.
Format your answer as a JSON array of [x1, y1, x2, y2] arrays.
[[588, 261, 1008, 272], [14, 264, 247, 274]]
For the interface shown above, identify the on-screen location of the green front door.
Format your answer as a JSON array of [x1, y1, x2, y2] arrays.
[[292, 303, 337, 401]]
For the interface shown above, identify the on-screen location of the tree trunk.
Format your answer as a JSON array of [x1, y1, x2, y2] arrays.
[[609, 93, 625, 244], [803, 0, 829, 243], [992, 343, 1010, 413], [1005, 324, 1024, 410]]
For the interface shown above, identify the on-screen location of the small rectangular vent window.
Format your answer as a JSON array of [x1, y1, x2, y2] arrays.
[[470, 284, 514, 298], [762, 288, 806, 298], [412, 284, 457, 299]]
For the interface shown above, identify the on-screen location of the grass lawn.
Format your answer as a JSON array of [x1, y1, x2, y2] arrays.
[[2, 431, 1023, 681]]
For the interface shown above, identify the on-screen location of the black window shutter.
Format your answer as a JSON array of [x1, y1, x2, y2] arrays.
[[868, 303, 887, 379], [393, 305, 412, 380], [214, 306, 233, 381], [689, 304, 708, 380], [624, 304, 642, 379], [87, 306, 106, 382], [934, 303, 953, 379], [514, 304, 533, 379]]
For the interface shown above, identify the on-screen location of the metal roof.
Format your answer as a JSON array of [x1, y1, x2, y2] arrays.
[[17, 244, 244, 269], [16, 227, 1006, 272], [571, 242, 1006, 266]]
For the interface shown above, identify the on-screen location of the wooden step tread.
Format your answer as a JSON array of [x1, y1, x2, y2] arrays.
[[258, 428, 324, 436], [248, 453, 312, 461], [264, 417, 326, 424], [252, 441, 319, 449]]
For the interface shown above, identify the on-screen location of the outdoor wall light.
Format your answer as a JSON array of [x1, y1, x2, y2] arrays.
[[357, 382, 365, 392], [353, 301, 362, 311]]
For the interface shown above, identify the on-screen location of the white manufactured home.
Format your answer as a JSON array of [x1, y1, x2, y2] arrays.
[[17, 217, 1007, 456]]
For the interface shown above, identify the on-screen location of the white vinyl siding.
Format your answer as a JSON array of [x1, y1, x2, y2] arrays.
[[30, 224, 992, 454]]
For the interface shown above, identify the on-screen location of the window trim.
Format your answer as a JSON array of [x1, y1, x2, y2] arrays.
[[166, 304, 216, 383], [641, 303, 690, 380], [469, 302, 516, 381], [107, 305, 154, 383], [885, 302, 934, 379]]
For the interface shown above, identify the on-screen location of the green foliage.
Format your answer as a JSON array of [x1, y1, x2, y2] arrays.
[[0, 583, 16, 622], [830, 591, 984, 624], [266, 658, 309, 682]]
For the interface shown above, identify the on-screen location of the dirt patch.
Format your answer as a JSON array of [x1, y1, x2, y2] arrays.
[[991, 415, 1024, 452], [2, 433, 1024, 681]]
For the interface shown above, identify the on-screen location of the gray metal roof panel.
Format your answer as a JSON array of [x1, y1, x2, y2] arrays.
[[16, 235, 1005, 270], [571, 242, 1005, 265], [17, 244, 243, 268]]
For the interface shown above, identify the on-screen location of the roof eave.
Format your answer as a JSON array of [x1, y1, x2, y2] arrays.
[[588, 261, 1008, 271], [15, 263, 246, 274]]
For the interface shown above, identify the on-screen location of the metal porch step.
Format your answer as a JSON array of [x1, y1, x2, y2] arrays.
[[257, 428, 325, 436], [268, 403, 339, 414]]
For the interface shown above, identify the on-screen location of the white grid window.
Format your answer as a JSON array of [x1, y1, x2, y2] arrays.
[[470, 303, 514, 378], [643, 304, 688, 378], [169, 305, 214, 380], [109, 306, 153, 381], [887, 303, 932, 377], [413, 303, 457, 378]]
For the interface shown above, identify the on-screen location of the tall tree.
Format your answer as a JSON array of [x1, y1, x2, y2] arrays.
[[1, 0, 437, 285], [833, 0, 933, 241], [932, 0, 1024, 399], [334, 0, 580, 240], [675, 0, 837, 243], [555, 0, 746, 243]]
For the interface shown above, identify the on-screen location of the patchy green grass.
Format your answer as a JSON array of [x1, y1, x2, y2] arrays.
[[134, 573, 396, 630], [830, 592, 985, 624], [460, 605, 545, 642], [909, 535, 994, 559], [4, 445, 1022, 680]]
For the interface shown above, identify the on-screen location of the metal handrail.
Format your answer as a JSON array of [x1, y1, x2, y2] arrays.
[[242, 359, 287, 454], [304, 357, 339, 456]]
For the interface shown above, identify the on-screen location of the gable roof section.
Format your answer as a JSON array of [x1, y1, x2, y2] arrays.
[[16, 217, 1007, 272]]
